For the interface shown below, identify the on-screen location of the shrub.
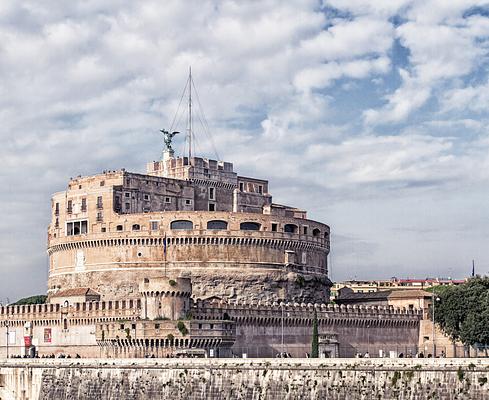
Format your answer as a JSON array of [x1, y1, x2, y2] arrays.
[[295, 275, 305, 287], [177, 321, 188, 336], [169, 279, 177, 287]]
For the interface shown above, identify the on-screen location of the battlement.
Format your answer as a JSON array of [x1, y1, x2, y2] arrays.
[[194, 299, 423, 324], [0, 299, 141, 322], [0, 299, 421, 321]]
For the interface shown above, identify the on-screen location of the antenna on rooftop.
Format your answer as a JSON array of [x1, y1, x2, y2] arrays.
[[188, 66, 193, 160], [167, 67, 221, 161]]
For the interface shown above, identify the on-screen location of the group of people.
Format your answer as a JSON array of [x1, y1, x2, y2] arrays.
[[7, 353, 82, 359], [355, 350, 447, 358]]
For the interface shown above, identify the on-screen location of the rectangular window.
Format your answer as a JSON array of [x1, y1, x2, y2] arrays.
[[258, 185, 263, 194], [155, 324, 160, 329], [125, 192, 130, 198], [125, 203, 130, 210], [67, 200, 73, 214], [66, 220, 88, 236], [100, 180, 105, 187], [239, 182, 244, 191], [271, 223, 278, 232], [97, 212, 103, 222], [55, 203, 60, 216], [185, 199, 192, 205], [303, 226, 308, 235], [301, 252, 307, 264], [97, 196, 103, 209], [144, 194, 150, 201], [165, 197, 171, 204], [209, 187, 215, 200], [81, 198, 87, 212], [150, 221, 159, 230], [208, 203, 215, 211]]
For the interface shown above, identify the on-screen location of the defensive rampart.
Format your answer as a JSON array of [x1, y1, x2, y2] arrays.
[[0, 301, 422, 359], [1, 358, 488, 400]]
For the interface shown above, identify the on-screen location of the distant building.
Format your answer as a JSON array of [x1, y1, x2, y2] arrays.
[[331, 277, 465, 301]]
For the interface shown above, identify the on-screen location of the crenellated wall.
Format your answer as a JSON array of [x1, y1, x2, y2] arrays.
[[195, 300, 422, 357], [0, 300, 422, 359]]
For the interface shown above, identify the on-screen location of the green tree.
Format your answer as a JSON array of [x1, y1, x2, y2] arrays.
[[12, 295, 47, 305], [311, 310, 319, 358], [434, 277, 489, 347]]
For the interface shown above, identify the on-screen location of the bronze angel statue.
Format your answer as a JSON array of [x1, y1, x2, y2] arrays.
[[160, 129, 179, 157]]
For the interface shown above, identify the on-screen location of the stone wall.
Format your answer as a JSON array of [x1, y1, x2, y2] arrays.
[[47, 210, 330, 301], [197, 301, 422, 358], [1, 359, 488, 400], [0, 301, 422, 359]]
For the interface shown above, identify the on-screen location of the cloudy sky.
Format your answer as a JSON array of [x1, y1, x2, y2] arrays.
[[1, 0, 489, 301]]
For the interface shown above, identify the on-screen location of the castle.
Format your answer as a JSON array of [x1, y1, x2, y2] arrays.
[[0, 135, 432, 359]]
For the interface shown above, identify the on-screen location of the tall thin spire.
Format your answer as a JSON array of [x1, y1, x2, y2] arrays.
[[188, 66, 192, 160]]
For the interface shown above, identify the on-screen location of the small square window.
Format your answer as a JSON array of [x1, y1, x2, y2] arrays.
[[185, 199, 192, 205], [101, 227, 106, 233], [208, 203, 215, 211], [165, 197, 171, 204], [155, 323, 160, 329], [132, 324, 136, 330], [116, 225, 123, 231], [120, 324, 124, 330], [271, 223, 278, 232], [144, 194, 150, 201], [100, 180, 105, 187]]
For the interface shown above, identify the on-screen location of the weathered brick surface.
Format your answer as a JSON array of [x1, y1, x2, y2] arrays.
[[2, 359, 489, 400]]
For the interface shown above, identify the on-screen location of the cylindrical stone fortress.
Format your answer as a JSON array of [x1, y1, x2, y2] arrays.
[[47, 154, 331, 302]]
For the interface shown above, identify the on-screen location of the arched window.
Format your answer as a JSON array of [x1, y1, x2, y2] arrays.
[[207, 220, 228, 230], [324, 231, 329, 239], [170, 220, 193, 230], [313, 228, 321, 237], [240, 222, 261, 231], [284, 224, 298, 233], [132, 224, 140, 231]]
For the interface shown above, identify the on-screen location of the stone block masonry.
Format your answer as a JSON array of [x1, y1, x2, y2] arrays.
[[1, 358, 489, 400]]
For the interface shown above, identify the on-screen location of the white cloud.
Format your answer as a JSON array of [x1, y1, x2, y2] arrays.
[[363, 1, 489, 125], [1, 0, 489, 299]]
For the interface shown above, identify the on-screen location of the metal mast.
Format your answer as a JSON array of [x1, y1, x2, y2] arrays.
[[188, 66, 192, 160]]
